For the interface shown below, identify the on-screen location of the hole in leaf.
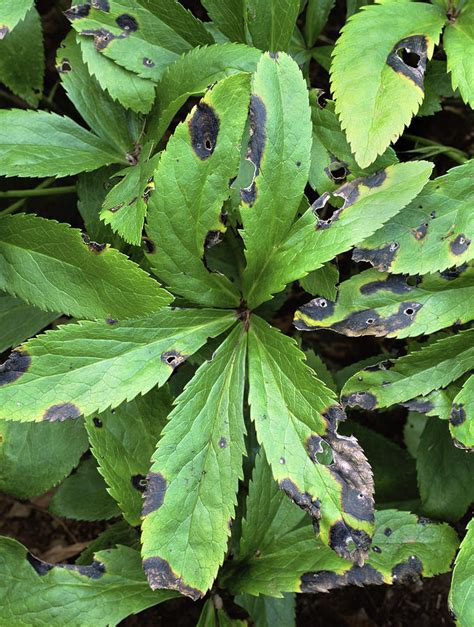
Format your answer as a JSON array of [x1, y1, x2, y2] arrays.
[[397, 48, 420, 68], [315, 440, 333, 465]]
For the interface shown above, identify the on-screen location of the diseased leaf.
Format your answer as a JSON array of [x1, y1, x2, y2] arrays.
[[0, 419, 88, 499], [444, 1, 474, 108], [201, 0, 246, 43], [250, 161, 433, 308], [85, 386, 172, 525], [0, 110, 124, 178], [146, 73, 250, 307], [101, 153, 160, 245], [416, 418, 474, 521], [294, 265, 474, 338], [0, 0, 33, 37], [146, 44, 261, 141], [235, 592, 295, 627], [247, 0, 300, 52], [78, 34, 156, 113], [331, 1, 445, 167], [449, 518, 474, 626], [141, 326, 247, 600], [248, 316, 375, 565], [354, 161, 474, 275], [57, 32, 139, 156], [67, 0, 212, 81], [0, 308, 235, 422], [241, 52, 312, 308], [449, 375, 474, 451], [0, 6, 44, 107], [49, 457, 121, 521], [0, 213, 171, 320], [0, 539, 176, 625], [0, 293, 57, 353], [76, 520, 139, 565], [341, 329, 474, 411]]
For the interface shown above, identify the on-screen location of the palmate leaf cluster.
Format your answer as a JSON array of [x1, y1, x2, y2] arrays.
[[0, 0, 472, 625]]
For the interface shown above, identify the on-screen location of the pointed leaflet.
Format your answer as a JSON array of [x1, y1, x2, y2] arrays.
[[57, 32, 139, 156], [146, 73, 250, 307], [223, 453, 457, 596], [295, 265, 474, 338], [235, 593, 295, 627], [246, 0, 300, 51], [240, 52, 312, 307], [85, 386, 172, 525], [67, 0, 211, 81], [0, 110, 124, 178], [449, 375, 474, 451], [354, 161, 474, 275], [247, 316, 375, 564], [141, 325, 247, 600], [0, 539, 176, 625], [146, 44, 261, 141], [248, 161, 433, 308], [0, 213, 171, 320], [0, 0, 33, 36], [341, 329, 474, 411], [78, 34, 156, 113], [0, 293, 57, 353], [331, 1, 445, 167], [449, 518, 474, 626], [200, 0, 246, 43], [416, 419, 474, 522], [0, 308, 235, 422], [444, 1, 474, 108], [0, 6, 44, 107]]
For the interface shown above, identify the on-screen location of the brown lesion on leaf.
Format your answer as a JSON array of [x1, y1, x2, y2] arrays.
[[329, 519, 372, 565], [386, 35, 428, 90], [92, 0, 110, 10], [324, 157, 349, 184], [360, 275, 412, 295], [82, 233, 107, 254], [327, 301, 422, 337], [143, 556, 203, 600], [189, 102, 220, 160], [279, 478, 321, 529], [0, 350, 31, 386], [450, 234, 471, 255], [218, 436, 227, 449], [80, 28, 117, 51], [142, 472, 168, 514], [65, 4, 91, 20], [440, 263, 467, 280], [141, 236, 156, 254], [300, 563, 384, 593], [161, 350, 186, 369], [143, 57, 155, 68], [131, 474, 147, 492], [450, 403, 466, 426], [294, 297, 335, 330], [240, 95, 267, 206], [341, 391, 377, 411], [391, 556, 423, 584], [57, 58, 72, 74], [401, 398, 434, 413], [322, 404, 347, 432], [42, 403, 81, 422], [93, 416, 103, 428], [353, 242, 399, 271], [116, 14, 139, 32], [411, 222, 428, 240], [27, 551, 105, 578]]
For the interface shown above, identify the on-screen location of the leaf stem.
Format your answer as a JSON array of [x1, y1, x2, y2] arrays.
[[0, 185, 76, 199], [0, 177, 74, 216], [404, 133, 468, 165]]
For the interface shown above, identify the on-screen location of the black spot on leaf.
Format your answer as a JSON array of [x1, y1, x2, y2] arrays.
[[81, 28, 116, 50], [131, 474, 147, 492], [161, 350, 186, 369], [372, 545, 382, 553], [440, 263, 467, 280], [143, 556, 202, 600], [305, 435, 323, 462], [82, 233, 106, 254], [65, 4, 91, 20], [360, 275, 412, 295], [92, 0, 110, 10], [329, 302, 422, 337], [450, 234, 471, 255], [27, 553, 54, 576], [294, 297, 335, 329], [412, 222, 428, 240], [401, 398, 434, 413], [323, 405, 347, 431], [387, 35, 428, 89], [339, 483, 374, 521], [142, 473, 168, 515], [301, 564, 383, 593], [106, 318, 118, 325], [0, 350, 31, 386], [450, 403, 466, 426], [143, 57, 155, 67], [43, 403, 81, 422], [189, 102, 219, 160], [63, 561, 105, 579], [116, 14, 138, 32], [392, 556, 423, 584], [241, 95, 267, 205], [57, 59, 72, 74], [329, 520, 372, 565], [219, 437, 227, 449], [0, 25, 10, 39], [353, 242, 399, 271], [341, 392, 377, 410], [384, 527, 392, 536], [93, 416, 103, 428], [142, 237, 156, 254], [324, 159, 349, 183], [364, 170, 387, 188], [279, 478, 321, 522]]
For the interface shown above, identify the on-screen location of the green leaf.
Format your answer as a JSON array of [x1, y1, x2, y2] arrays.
[[331, 1, 445, 167], [241, 52, 312, 308], [197, 599, 247, 627], [418, 60, 455, 116], [0, 307, 235, 422], [101, 153, 160, 245], [0, 0, 33, 36], [141, 325, 247, 600], [76, 520, 139, 565], [0, 213, 171, 320], [309, 98, 398, 196], [449, 518, 474, 626], [304, 0, 335, 47], [146, 43, 261, 141], [67, 0, 212, 81], [0, 292, 57, 353], [49, 457, 121, 521], [416, 418, 474, 521], [449, 375, 474, 451], [354, 160, 474, 275], [235, 592, 295, 627], [146, 73, 250, 307], [0, 419, 88, 499], [0, 539, 176, 625], [252, 161, 433, 308], [78, 34, 156, 114], [248, 316, 375, 564], [444, 0, 474, 108], [224, 453, 457, 595], [0, 110, 124, 178], [294, 265, 474, 338], [57, 32, 139, 156], [299, 262, 339, 301], [341, 329, 474, 411], [246, 0, 300, 52], [85, 386, 172, 525], [0, 6, 44, 107], [201, 0, 246, 43]]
